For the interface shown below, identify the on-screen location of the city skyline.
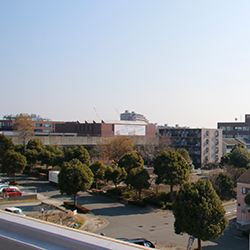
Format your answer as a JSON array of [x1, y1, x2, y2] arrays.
[[1, 1, 250, 128]]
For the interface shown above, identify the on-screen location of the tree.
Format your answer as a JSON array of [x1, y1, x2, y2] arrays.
[[58, 159, 93, 206], [89, 161, 107, 189], [26, 139, 44, 153], [14, 114, 33, 150], [229, 145, 250, 169], [127, 166, 150, 202], [118, 151, 144, 173], [224, 165, 247, 187], [25, 149, 39, 170], [173, 179, 229, 250], [64, 145, 90, 166], [1, 150, 27, 183], [45, 145, 64, 167], [176, 148, 192, 164], [215, 173, 233, 198], [0, 134, 14, 160], [98, 136, 134, 162], [105, 165, 127, 196], [153, 150, 190, 201]]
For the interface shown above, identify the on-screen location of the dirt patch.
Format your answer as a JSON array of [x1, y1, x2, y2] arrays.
[[24, 203, 85, 229]]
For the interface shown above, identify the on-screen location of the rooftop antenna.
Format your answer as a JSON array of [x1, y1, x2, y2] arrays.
[[93, 107, 100, 120]]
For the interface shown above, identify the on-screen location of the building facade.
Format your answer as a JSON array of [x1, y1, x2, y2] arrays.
[[218, 114, 250, 139], [158, 126, 223, 168], [56, 120, 156, 138]]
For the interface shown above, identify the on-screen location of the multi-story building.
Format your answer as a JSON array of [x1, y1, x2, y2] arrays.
[[158, 126, 223, 168], [120, 110, 149, 123], [0, 114, 64, 134], [218, 114, 250, 139], [56, 120, 156, 138]]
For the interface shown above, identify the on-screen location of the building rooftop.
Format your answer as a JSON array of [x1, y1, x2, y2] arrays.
[[237, 169, 250, 184]]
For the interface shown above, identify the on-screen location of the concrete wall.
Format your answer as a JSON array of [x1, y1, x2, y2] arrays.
[[0, 211, 152, 250]]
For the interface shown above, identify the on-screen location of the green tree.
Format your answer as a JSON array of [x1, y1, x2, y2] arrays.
[[118, 151, 144, 173], [98, 136, 134, 162], [0, 134, 14, 160], [1, 150, 27, 183], [229, 145, 250, 169], [14, 114, 33, 150], [244, 192, 250, 205], [64, 145, 90, 166], [127, 166, 150, 202], [215, 173, 233, 198], [173, 179, 228, 250], [153, 150, 190, 201], [45, 145, 64, 167], [25, 149, 39, 169], [58, 159, 93, 206], [105, 165, 127, 196], [176, 148, 192, 164], [14, 144, 25, 154], [89, 161, 107, 189], [26, 139, 45, 153]]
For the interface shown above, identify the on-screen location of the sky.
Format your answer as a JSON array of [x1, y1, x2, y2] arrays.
[[1, 1, 250, 128]]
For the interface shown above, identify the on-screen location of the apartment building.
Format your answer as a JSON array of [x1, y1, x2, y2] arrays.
[[158, 126, 223, 168], [218, 114, 250, 139]]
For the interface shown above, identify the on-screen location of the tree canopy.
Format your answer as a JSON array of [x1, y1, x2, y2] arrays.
[[64, 145, 90, 166], [105, 165, 127, 196], [244, 192, 250, 205], [215, 172, 233, 198], [89, 161, 107, 189], [58, 159, 93, 206], [1, 149, 27, 183], [118, 151, 144, 173], [173, 179, 228, 250], [153, 150, 190, 201], [0, 134, 14, 160], [176, 148, 192, 164], [127, 166, 150, 201], [98, 136, 134, 162]]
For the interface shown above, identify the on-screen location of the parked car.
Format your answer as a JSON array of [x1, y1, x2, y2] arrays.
[[5, 207, 26, 216], [2, 188, 23, 197], [117, 238, 155, 248]]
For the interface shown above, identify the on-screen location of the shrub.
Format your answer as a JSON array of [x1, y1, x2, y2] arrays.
[[128, 200, 147, 207]]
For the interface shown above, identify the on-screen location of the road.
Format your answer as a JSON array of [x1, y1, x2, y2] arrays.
[[1, 174, 248, 250]]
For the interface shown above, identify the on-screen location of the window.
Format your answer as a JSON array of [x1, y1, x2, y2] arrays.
[[242, 187, 250, 194], [215, 131, 219, 137], [206, 131, 209, 136], [215, 139, 219, 145], [220, 126, 226, 131], [206, 139, 209, 145], [34, 129, 42, 132], [34, 123, 42, 127], [235, 135, 249, 139], [235, 127, 243, 131], [215, 147, 219, 153], [44, 129, 51, 133], [226, 126, 233, 131], [44, 123, 51, 127], [243, 126, 249, 131], [206, 147, 209, 153], [223, 135, 233, 138]]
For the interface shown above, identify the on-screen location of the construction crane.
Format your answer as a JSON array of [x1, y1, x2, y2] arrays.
[[93, 107, 100, 120], [116, 109, 120, 119]]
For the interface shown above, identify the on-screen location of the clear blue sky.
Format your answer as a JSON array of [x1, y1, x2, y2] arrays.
[[1, 1, 250, 128]]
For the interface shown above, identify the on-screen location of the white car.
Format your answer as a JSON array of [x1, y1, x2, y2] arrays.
[[5, 207, 26, 216]]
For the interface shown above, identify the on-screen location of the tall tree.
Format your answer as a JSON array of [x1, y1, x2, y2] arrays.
[[14, 114, 33, 150], [89, 161, 107, 189], [1, 150, 27, 183], [176, 148, 192, 164], [98, 136, 134, 162], [118, 151, 144, 173], [64, 145, 90, 166], [26, 139, 45, 153], [153, 150, 190, 201], [0, 134, 14, 160], [105, 165, 127, 196], [229, 145, 250, 169], [127, 166, 150, 202], [58, 159, 93, 206], [215, 172, 233, 198], [173, 179, 228, 250]]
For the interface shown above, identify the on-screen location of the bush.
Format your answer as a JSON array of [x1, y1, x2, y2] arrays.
[[63, 202, 90, 213], [159, 192, 170, 202], [143, 197, 164, 208], [128, 200, 147, 207], [107, 187, 122, 196]]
